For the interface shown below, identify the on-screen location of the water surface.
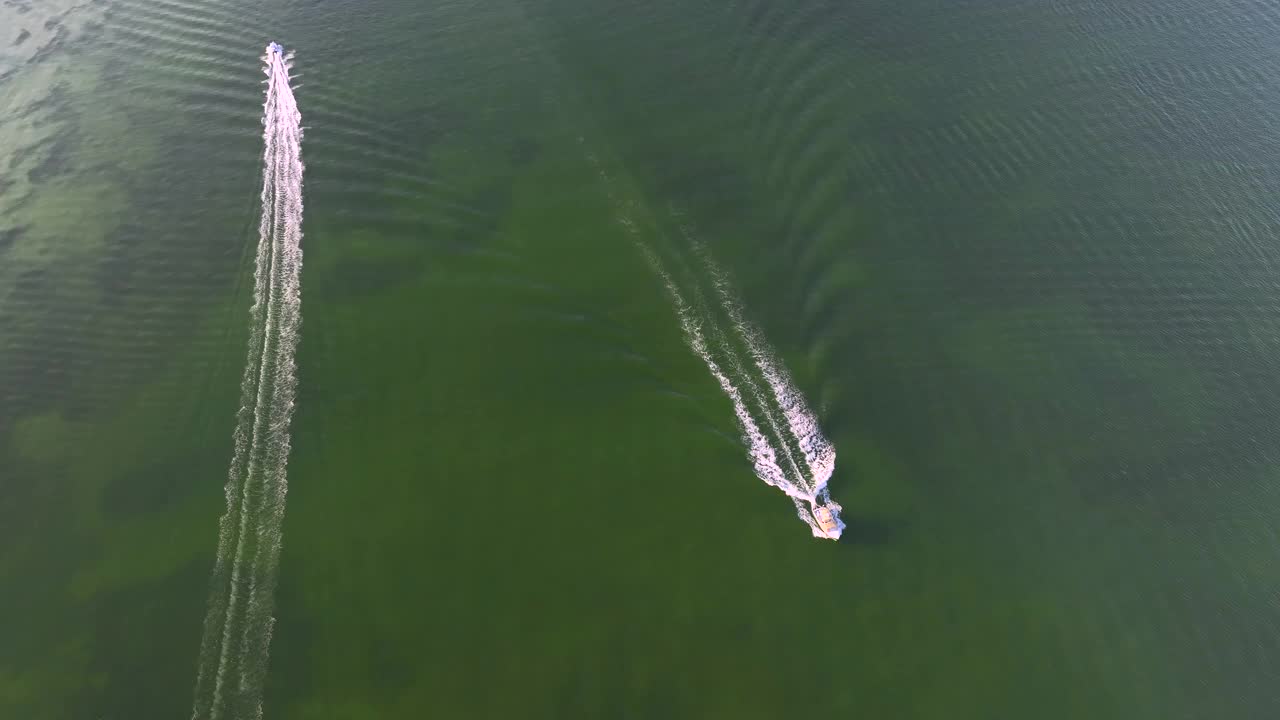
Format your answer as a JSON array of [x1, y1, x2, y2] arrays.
[[4, 0, 1280, 717]]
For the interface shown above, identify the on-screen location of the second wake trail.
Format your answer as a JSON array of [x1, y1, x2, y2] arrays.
[[583, 143, 844, 541], [191, 42, 304, 720]]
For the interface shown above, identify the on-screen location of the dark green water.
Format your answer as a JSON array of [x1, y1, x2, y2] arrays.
[[6, 0, 1280, 717]]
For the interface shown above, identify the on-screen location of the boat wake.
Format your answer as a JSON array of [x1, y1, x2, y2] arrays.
[[680, 224, 843, 540], [191, 42, 304, 720], [584, 146, 842, 540]]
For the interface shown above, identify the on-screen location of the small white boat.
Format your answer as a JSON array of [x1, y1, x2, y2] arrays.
[[812, 503, 842, 538]]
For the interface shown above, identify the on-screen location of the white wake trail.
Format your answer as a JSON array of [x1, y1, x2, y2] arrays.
[[674, 219, 843, 539], [192, 43, 304, 720], [694, 240, 837, 498], [636, 244, 794, 495], [583, 147, 840, 539], [706, 313, 810, 496]]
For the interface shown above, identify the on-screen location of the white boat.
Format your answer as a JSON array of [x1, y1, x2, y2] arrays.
[[811, 503, 842, 538]]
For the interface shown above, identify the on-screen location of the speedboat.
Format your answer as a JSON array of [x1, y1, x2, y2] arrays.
[[811, 503, 842, 538], [267, 42, 283, 56]]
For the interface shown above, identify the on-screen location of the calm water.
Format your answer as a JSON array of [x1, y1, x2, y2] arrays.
[[5, 0, 1280, 717]]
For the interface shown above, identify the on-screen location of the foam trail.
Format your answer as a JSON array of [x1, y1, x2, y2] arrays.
[[583, 148, 839, 539], [679, 224, 842, 539], [638, 246, 794, 494], [698, 245, 836, 495], [662, 246, 838, 540], [706, 314, 809, 496], [191, 43, 304, 720]]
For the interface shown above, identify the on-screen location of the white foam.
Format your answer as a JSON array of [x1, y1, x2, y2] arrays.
[[192, 44, 304, 720], [640, 247, 795, 494], [692, 242, 842, 539], [697, 246, 837, 497], [586, 153, 840, 539], [707, 317, 810, 498]]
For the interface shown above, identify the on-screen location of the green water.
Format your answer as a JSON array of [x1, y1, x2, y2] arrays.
[[5, 0, 1280, 717]]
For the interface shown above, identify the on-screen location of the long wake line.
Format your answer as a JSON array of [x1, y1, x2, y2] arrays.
[[583, 145, 843, 539], [192, 42, 304, 720], [675, 222, 843, 539], [686, 229, 838, 494]]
